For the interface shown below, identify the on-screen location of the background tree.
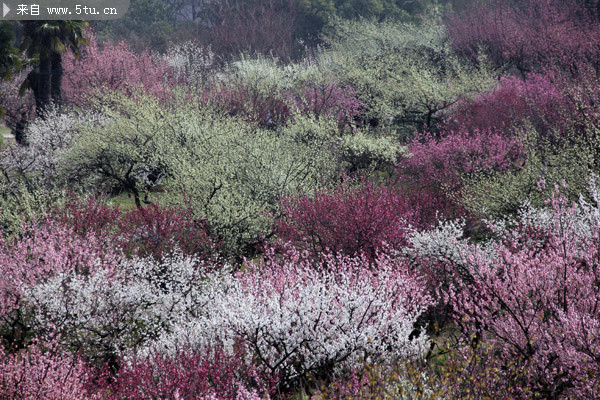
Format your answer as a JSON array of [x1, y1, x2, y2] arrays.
[[20, 21, 88, 117], [0, 22, 18, 81], [200, 0, 300, 60], [446, 0, 600, 76], [0, 22, 20, 125]]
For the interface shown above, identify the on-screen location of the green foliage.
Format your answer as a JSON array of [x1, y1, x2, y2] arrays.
[[61, 93, 170, 208], [62, 92, 338, 255], [296, 0, 447, 43], [319, 18, 491, 136], [217, 54, 327, 95], [0, 181, 66, 238], [161, 111, 339, 254], [339, 129, 405, 172]]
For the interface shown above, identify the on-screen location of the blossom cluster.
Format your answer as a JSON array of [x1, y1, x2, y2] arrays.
[[151, 249, 432, 389], [424, 178, 600, 398]]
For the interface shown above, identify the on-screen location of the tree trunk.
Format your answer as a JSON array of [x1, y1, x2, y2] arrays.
[[50, 51, 62, 108], [13, 112, 28, 145], [35, 48, 51, 118]]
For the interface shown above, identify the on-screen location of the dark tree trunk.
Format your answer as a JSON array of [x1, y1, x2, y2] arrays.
[[35, 48, 51, 118], [50, 51, 62, 108], [13, 112, 27, 145]]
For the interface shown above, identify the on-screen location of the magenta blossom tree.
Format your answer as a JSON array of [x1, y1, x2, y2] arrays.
[[446, 73, 567, 134], [396, 126, 524, 221], [110, 346, 274, 400], [52, 196, 220, 262], [275, 177, 420, 260]]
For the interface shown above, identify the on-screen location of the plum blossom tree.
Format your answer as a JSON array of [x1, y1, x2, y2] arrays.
[[396, 126, 525, 221], [0, 218, 118, 349], [62, 32, 175, 107], [110, 347, 274, 399], [275, 177, 419, 260], [0, 107, 107, 191], [446, 0, 600, 75], [441, 178, 600, 398], [0, 335, 98, 400], [25, 253, 215, 366], [153, 249, 433, 391], [446, 73, 567, 134]]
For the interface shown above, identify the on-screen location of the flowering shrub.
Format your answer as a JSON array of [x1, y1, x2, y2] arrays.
[[293, 80, 362, 130], [25, 253, 214, 365], [201, 83, 292, 128], [396, 127, 524, 221], [315, 344, 527, 400], [0, 336, 98, 400], [275, 177, 418, 259], [117, 204, 217, 261], [402, 128, 524, 194], [0, 107, 107, 189], [62, 32, 175, 107], [443, 178, 600, 398], [53, 196, 220, 262], [314, 362, 441, 400], [338, 129, 404, 173], [155, 249, 432, 390], [446, 73, 567, 134], [164, 41, 216, 89], [110, 347, 273, 400], [201, 79, 362, 130], [0, 219, 118, 347], [53, 194, 121, 238], [320, 18, 491, 133]]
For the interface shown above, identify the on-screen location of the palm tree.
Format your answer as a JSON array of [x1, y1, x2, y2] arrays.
[[20, 21, 88, 117], [0, 22, 19, 80]]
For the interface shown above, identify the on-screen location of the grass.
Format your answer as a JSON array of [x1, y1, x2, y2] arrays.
[[0, 125, 10, 135], [0, 123, 12, 148], [108, 190, 168, 211]]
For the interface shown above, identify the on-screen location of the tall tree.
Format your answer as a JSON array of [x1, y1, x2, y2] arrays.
[[20, 21, 88, 117], [0, 22, 19, 80]]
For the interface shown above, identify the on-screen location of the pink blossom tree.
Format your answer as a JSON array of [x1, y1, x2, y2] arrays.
[[0, 218, 118, 348], [0, 334, 98, 399], [444, 179, 600, 398], [52, 196, 220, 262], [446, 0, 600, 75], [200, 79, 361, 130], [293, 80, 362, 130], [396, 127, 524, 221], [110, 346, 274, 400], [62, 32, 175, 107], [446, 73, 567, 134]]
